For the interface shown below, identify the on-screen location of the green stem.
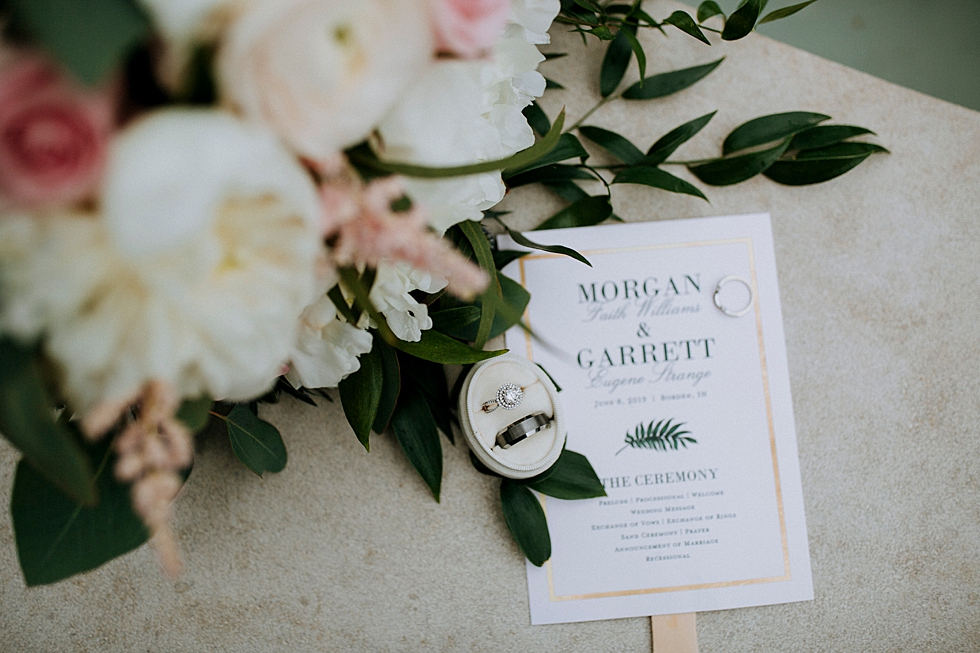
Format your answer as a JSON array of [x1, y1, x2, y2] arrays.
[[567, 95, 615, 132]]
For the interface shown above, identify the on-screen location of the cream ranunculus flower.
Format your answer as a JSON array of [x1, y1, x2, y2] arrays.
[[218, 0, 434, 161], [0, 110, 322, 410]]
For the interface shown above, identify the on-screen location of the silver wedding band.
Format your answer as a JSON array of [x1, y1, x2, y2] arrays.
[[713, 275, 754, 317], [495, 412, 551, 449]]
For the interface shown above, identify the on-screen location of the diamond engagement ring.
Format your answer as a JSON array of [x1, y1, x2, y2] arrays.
[[482, 383, 525, 413]]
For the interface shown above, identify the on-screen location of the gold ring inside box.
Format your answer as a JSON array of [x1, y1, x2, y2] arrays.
[[495, 412, 552, 449]]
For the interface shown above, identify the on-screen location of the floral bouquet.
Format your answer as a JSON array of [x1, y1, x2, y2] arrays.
[[0, 0, 884, 586]]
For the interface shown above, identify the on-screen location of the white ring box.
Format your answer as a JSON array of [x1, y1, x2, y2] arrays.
[[458, 354, 566, 479]]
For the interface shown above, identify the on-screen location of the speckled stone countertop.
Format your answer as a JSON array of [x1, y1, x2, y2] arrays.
[[2, 2, 979, 650]]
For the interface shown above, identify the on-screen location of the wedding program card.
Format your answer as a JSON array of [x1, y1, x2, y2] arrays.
[[500, 214, 812, 625]]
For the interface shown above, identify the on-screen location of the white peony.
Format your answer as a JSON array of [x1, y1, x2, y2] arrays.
[[370, 262, 447, 342], [509, 0, 560, 45], [0, 110, 322, 410], [373, 1, 556, 233], [218, 0, 433, 161]]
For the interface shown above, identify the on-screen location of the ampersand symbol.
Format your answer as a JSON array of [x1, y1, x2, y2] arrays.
[[636, 322, 650, 338]]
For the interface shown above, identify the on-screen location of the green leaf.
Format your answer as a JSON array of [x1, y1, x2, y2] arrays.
[[371, 335, 400, 434], [613, 166, 708, 200], [543, 52, 568, 60], [11, 437, 149, 586], [493, 249, 530, 269], [723, 111, 830, 155], [449, 275, 532, 341], [523, 102, 551, 137], [764, 142, 888, 185], [543, 180, 590, 203], [351, 109, 566, 179], [339, 345, 383, 450], [505, 164, 598, 189], [622, 58, 724, 100], [535, 195, 613, 231], [392, 329, 506, 364], [758, 0, 819, 25], [500, 480, 551, 566], [697, 1, 725, 22], [7, 0, 149, 86], [399, 354, 454, 443], [578, 126, 645, 165], [391, 384, 442, 501], [504, 133, 589, 177], [788, 125, 875, 151], [600, 25, 635, 97], [459, 220, 501, 348], [721, 0, 764, 40], [664, 11, 710, 45], [621, 28, 647, 84], [526, 450, 606, 499], [224, 406, 287, 477], [431, 306, 483, 334], [0, 338, 95, 506], [469, 450, 502, 478], [544, 77, 565, 90], [493, 218, 592, 267], [689, 138, 791, 186], [644, 111, 717, 166], [176, 396, 212, 434]]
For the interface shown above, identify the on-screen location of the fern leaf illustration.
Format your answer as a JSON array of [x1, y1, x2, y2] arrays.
[[615, 418, 696, 455]]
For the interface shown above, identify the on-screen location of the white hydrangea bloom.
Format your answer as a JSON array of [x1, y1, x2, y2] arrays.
[[0, 110, 322, 410]]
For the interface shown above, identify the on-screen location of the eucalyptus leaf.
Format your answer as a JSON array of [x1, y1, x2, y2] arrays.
[[224, 406, 287, 477], [11, 437, 148, 586], [523, 102, 551, 137], [612, 166, 708, 200], [0, 338, 95, 506], [788, 126, 876, 151], [600, 25, 635, 97], [535, 195, 613, 231], [526, 450, 606, 500], [622, 58, 724, 100], [176, 396, 213, 434], [758, 0, 819, 25], [350, 109, 565, 179], [504, 133, 589, 177], [500, 480, 551, 566], [371, 335, 401, 434], [689, 138, 791, 185], [494, 219, 592, 267], [644, 111, 717, 166], [339, 344, 383, 450], [723, 111, 829, 155], [392, 329, 506, 364], [697, 1, 725, 22], [721, 0, 764, 40], [506, 164, 598, 189], [664, 11, 710, 45], [578, 126, 645, 165], [391, 384, 442, 501], [7, 0, 149, 85]]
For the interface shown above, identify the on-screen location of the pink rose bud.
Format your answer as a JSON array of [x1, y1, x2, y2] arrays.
[[432, 0, 511, 58], [0, 54, 116, 209]]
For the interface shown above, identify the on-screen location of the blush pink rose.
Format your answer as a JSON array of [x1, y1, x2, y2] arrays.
[[0, 55, 116, 209], [432, 0, 510, 58]]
